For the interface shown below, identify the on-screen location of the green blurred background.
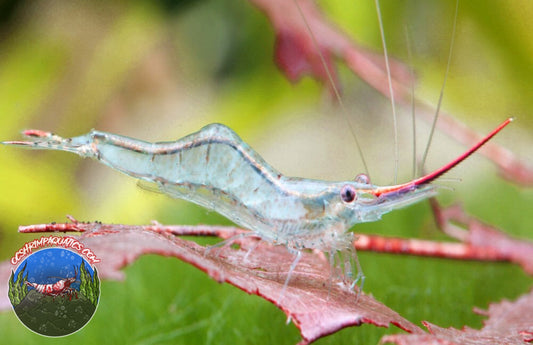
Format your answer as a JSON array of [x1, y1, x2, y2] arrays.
[[0, 0, 531, 343]]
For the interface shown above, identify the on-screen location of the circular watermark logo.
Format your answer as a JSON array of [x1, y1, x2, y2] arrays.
[[8, 247, 100, 336]]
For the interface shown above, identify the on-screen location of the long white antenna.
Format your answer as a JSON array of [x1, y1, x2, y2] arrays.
[[374, 0, 399, 184], [292, 0, 370, 177], [420, 0, 460, 171], [404, 26, 417, 179]]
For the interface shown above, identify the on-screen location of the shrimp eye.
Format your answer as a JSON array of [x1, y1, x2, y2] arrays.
[[340, 185, 357, 203], [354, 173, 371, 185]]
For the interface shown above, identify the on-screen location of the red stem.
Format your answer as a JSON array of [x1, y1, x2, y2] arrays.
[[354, 234, 503, 261], [17, 216, 516, 264]]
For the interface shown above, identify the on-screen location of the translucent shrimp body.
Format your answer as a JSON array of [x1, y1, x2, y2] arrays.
[[4, 125, 435, 250], [3, 119, 511, 291]]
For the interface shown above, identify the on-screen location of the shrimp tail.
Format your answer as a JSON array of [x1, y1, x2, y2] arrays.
[[1, 129, 97, 158]]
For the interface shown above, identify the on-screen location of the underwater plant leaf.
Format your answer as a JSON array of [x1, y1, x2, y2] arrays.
[[0, 219, 421, 343], [382, 289, 533, 345], [80, 224, 422, 344], [250, 0, 411, 97], [2, 213, 532, 343], [431, 201, 533, 276]]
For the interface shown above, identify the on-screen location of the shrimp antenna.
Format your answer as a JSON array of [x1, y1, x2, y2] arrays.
[[291, 0, 370, 177], [371, 117, 513, 197], [420, 0, 460, 171], [412, 118, 512, 187], [374, 0, 399, 184], [404, 26, 417, 180]]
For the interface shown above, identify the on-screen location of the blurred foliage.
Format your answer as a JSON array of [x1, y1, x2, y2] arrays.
[[0, 0, 531, 344]]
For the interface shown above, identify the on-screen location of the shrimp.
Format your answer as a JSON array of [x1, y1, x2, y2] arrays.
[[1, 118, 512, 292], [25, 265, 79, 301]]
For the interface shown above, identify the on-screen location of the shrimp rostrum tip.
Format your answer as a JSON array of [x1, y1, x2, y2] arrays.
[[2, 118, 512, 293]]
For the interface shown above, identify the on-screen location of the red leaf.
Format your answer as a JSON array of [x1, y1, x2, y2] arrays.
[[250, 0, 411, 96], [82, 226, 422, 343], [382, 289, 533, 345], [3, 213, 531, 343], [0, 220, 421, 344], [432, 201, 533, 276]]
